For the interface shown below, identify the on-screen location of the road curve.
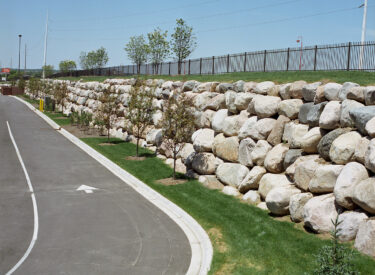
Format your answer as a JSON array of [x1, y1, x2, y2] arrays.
[[0, 95, 191, 274]]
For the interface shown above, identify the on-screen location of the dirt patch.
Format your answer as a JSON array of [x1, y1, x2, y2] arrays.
[[215, 262, 236, 275], [62, 124, 104, 138], [125, 156, 146, 161], [208, 227, 228, 253], [55, 116, 69, 120], [156, 178, 187, 186]]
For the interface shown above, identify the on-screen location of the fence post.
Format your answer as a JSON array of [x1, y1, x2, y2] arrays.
[[212, 56, 215, 74], [243, 52, 247, 72], [286, 48, 290, 71], [313, 45, 318, 71], [188, 59, 191, 75], [347, 42, 351, 71], [200, 58, 202, 75], [169, 62, 171, 75], [227, 54, 230, 73], [263, 50, 267, 72]]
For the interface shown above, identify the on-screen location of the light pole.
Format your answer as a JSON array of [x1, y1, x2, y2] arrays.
[[297, 36, 303, 71], [18, 34, 22, 73], [359, 0, 368, 70]]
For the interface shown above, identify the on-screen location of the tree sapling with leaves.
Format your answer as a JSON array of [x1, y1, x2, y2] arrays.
[[125, 80, 155, 157], [124, 35, 149, 74], [96, 86, 118, 143], [53, 82, 69, 113], [161, 93, 195, 179]]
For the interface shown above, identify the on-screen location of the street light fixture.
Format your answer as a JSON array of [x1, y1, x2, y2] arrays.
[[296, 36, 303, 71], [18, 34, 22, 73]]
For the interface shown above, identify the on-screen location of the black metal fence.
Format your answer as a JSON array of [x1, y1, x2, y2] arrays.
[[53, 41, 375, 78]]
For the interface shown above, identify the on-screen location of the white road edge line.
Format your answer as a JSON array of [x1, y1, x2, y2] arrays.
[[6, 121, 39, 275], [13, 95, 213, 275]]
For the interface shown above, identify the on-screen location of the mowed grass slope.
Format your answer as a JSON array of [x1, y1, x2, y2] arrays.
[[59, 70, 375, 85], [81, 137, 375, 275]]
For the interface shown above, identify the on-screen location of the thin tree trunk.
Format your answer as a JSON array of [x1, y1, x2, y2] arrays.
[[173, 147, 176, 179], [107, 127, 110, 143], [136, 137, 139, 157]]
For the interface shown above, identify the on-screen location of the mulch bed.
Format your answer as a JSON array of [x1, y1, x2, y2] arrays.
[[156, 178, 187, 186], [125, 156, 146, 161]]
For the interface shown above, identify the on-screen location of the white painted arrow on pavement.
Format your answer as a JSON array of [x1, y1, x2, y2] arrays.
[[76, 185, 98, 194]]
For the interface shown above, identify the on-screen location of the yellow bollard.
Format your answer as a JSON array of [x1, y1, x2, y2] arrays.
[[39, 99, 44, 112]]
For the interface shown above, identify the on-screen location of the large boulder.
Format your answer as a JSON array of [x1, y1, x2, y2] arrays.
[[264, 144, 289, 173], [222, 112, 248, 136], [225, 90, 238, 113], [192, 128, 215, 152], [258, 173, 292, 199], [238, 138, 256, 167], [242, 190, 261, 204], [266, 186, 301, 215], [283, 122, 309, 149], [365, 138, 375, 173], [334, 162, 369, 209], [216, 83, 234, 93], [238, 116, 258, 139], [364, 86, 375, 105], [222, 186, 241, 197], [182, 80, 198, 92], [289, 192, 313, 222], [254, 81, 275, 95], [243, 82, 257, 93], [278, 99, 303, 119], [267, 115, 290, 146], [309, 164, 343, 193], [216, 163, 249, 188], [300, 127, 322, 153], [329, 131, 362, 164], [248, 118, 276, 141], [340, 99, 364, 127], [317, 127, 352, 161], [324, 83, 342, 101], [233, 80, 245, 93], [319, 101, 341, 129], [347, 86, 365, 103], [179, 143, 195, 164], [337, 211, 368, 242], [314, 85, 327, 103], [353, 178, 375, 214], [294, 158, 322, 191], [349, 106, 375, 135], [204, 94, 225, 111], [303, 194, 339, 233], [212, 109, 229, 132], [279, 83, 292, 99], [194, 110, 213, 128], [199, 175, 224, 190], [283, 149, 304, 169], [238, 166, 266, 192], [289, 80, 307, 99], [253, 96, 281, 118], [146, 129, 162, 146], [306, 102, 327, 127], [354, 137, 370, 164], [302, 82, 321, 102], [250, 140, 272, 166], [234, 92, 253, 110], [191, 153, 217, 175], [338, 82, 359, 101], [298, 102, 314, 124], [354, 218, 375, 258], [286, 155, 320, 181], [212, 133, 239, 163], [194, 91, 218, 110], [365, 117, 375, 137]]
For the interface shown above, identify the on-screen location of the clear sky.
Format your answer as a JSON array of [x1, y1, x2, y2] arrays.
[[1, 0, 374, 70]]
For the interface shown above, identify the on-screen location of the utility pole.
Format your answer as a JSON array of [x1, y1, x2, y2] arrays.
[[24, 44, 27, 72], [42, 10, 49, 79], [359, 0, 368, 70], [18, 34, 22, 73]]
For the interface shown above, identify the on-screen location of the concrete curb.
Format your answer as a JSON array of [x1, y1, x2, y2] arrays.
[[13, 96, 212, 275]]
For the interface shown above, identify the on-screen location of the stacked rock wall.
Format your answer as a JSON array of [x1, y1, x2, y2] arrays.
[[29, 78, 375, 258]]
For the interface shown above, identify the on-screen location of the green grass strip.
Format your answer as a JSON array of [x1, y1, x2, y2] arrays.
[[80, 137, 375, 275], [59, 71, 375, 86]]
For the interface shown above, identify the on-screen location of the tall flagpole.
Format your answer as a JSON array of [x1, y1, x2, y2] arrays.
[[42, 10, 49, 79], [359, 0, 367, 70]]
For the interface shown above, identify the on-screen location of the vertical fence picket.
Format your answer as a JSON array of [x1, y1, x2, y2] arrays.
[[347, 42, 351, 71], [314, 45, 318, 71]]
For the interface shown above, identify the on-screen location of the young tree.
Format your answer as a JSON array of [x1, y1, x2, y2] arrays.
[[161, 94, 195, 179], [59, 60, 77, 74], [53, 82, 69, 113], [124, 35, 149, 74], [147, 28, 170, 74], [310, 214, 359, 275], [97, 86, 118, 143], [171, 18, 197, 75], [79, 47, 109, 69], [125, 80, 155, 157]]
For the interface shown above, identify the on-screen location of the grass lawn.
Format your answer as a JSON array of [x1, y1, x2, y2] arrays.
[[59, 70, 375, 86], [79, 137, 375, 275]]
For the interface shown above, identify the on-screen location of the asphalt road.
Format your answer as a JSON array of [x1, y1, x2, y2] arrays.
[[0, 95, 191, 275]]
